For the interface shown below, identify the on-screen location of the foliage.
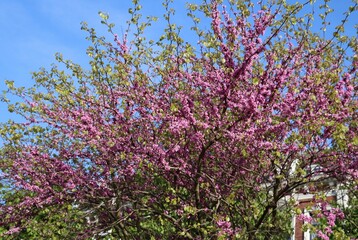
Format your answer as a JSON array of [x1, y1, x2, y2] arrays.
[[0, 203, 86, 239], [334, 183, 358, 239], [1, 0, 357, 239]]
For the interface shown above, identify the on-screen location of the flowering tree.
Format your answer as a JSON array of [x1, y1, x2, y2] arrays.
[[1, 0, 357, 239]]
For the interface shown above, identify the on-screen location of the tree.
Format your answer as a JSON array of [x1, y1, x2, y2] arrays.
[[1, 0, 357, 239], [333, 181, 358, 239]]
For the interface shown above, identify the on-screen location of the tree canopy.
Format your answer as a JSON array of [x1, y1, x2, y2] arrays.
[[1, 0, 357, 239]]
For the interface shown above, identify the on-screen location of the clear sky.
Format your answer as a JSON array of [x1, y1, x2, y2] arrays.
[[0, 0, 356, 124]]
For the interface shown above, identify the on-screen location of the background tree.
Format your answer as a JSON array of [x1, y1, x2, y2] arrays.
[[331, 181, 358, 239], [1, 0, 357, 239]]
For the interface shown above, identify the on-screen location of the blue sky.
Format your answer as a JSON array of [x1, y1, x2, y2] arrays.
[[0, 0, 356, 124]]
